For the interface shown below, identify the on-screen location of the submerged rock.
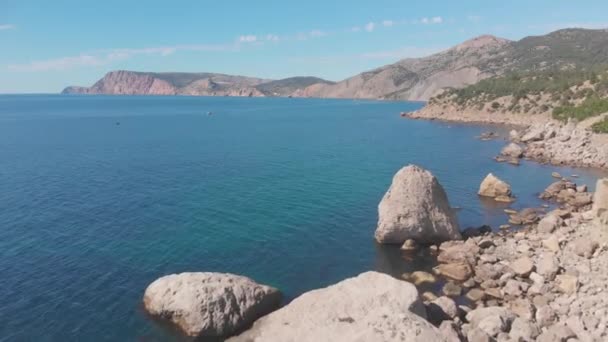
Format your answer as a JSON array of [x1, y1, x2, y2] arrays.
[[478, 173, 514, 201], [143, 272, 282, 338], [228, 271, 446, 342], [376, 165, 461, 244]]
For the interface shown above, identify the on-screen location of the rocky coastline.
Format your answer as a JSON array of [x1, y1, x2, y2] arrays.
[[141, 162, 608, 341], [407, 103, 608, 170]]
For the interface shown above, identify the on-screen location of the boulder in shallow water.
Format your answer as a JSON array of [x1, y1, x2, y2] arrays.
[[228, 271, 446, 342], [478, 173, 513, 201], [500, 143, 524, 158], [375, 165, 461, 244], [143, 272, 282, 338]]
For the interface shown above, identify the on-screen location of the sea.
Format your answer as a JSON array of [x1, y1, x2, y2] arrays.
[[0, 95, 605, 341]]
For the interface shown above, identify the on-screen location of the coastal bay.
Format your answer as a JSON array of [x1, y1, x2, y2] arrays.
[[1, 95, 605, 340]]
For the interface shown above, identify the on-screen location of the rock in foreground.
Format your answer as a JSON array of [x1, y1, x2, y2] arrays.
[[143, 272, 282, 338], [376, 165, 461, 244], [593, 178, 608, 224], [228, 271, 446, 342]]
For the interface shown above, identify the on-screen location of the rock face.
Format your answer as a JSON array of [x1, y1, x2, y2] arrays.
[[593, 178, 608, 224], [375, 165, 461, 244], [143, 272, 282, 338], [228, 272, 446, 342], [478, 173, 514, 201], [522, 121, 608, 169], [63, 71, 333, 98]]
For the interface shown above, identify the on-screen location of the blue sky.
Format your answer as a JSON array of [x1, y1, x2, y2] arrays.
[[2, 0, 608, 93]]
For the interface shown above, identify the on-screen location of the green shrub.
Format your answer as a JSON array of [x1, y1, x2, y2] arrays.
[[553, 96, 608, 121], [592, 117, 608, 133]]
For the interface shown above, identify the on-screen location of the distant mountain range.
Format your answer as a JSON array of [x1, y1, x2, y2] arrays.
[[63, 28, 608, 101]]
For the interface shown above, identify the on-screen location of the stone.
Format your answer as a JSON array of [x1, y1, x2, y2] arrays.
[[376, 165, 461, 244], [521, 126, 545, 142], [503, 279, 525, 297], [537, 214, 561, 234], [408, 271, 437, 286], [143, 272, 282, 338], [466, 288, 486, 302], [478, 173, 513, 200], [576, 184, 588, 193], [434, 263, 473, 282], [467, 328, 492, 342], [228, 272, 445, 342], [485, 288, 503, 300], [437, 240, 480, 264], [422, 291, 438, 302], [401, 238, 418, 251], [510, 257, 534, 277], [509, 129, 520, 141], [536, 323, 576, 342], [466, 307, 516, 338], [442, 282, 463, 297], [536, 253, 559, 281], [535, 305, 557, 328], [427, 296, 459, 324], [543, 236, 561, 253], [529, 272, 545, 285], [478, 238, 495, 249], [475, 263, 501, 281], [572, 238, 599, 258], [501, 143, 524, 158], [509, 298, 535, 320], [573, 192, 593, 207], [552, 172, 562, 179], [592, 178, 608, 223], [438, 321, 462, 342], [540, 180, 576, 200], [510, 317, 541, 341], [556, 274, 579, 294]]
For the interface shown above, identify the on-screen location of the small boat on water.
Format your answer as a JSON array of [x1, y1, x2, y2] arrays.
[[207, 111, 213, 116]]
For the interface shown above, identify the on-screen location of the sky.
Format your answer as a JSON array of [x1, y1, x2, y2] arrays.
[[2, 0, 608, 93]]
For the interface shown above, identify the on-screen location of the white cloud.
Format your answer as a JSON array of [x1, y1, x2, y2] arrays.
[[238, 35, 258, 43], [467, 15, 482, 23], [0, 24, 15, 30], [265, 34, 280, 42], [420, 16, 443, 25], [364, 22, 375, 32], [309, 29, 326, 37], [382, 20, 394, 27], [8, 55, 105, 72], [289, 45, 447, 65], [7, 44, 233, 72]]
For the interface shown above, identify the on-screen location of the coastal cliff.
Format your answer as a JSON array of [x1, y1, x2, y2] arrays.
[[63, 28, 608, 101], [62, 71, 333, 98]]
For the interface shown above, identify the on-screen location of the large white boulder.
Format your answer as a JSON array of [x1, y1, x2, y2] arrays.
[[143, 272, 282, 338], [375, 165, 461, 244], [228, 271, 446, 342]]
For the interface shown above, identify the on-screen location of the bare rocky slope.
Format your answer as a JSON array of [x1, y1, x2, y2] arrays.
[[63, 28, 608, 100]]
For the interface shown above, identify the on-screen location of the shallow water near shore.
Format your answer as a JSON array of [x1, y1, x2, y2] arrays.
[[0, 95, 605, 341]]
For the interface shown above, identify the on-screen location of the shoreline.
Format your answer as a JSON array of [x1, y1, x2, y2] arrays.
[[406, 103, 608, 170]]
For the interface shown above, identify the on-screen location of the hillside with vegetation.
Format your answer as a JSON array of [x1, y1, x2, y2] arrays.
[[426, 66, 608, 132]]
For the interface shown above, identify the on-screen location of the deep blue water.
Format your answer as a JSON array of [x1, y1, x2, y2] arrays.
[[0, 95, 605, 341]]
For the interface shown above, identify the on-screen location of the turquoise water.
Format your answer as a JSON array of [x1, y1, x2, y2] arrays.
[[0, 95, 604, 341]]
